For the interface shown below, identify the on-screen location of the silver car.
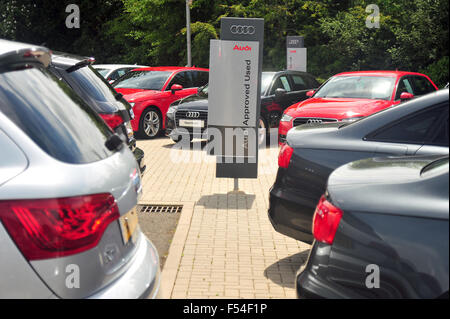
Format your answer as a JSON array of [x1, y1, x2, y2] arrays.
[[0, 39, 160, 298]]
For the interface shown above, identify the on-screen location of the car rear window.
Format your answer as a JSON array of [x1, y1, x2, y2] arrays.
[[0, 66, 116, 164], [69, 65, 119, 104]]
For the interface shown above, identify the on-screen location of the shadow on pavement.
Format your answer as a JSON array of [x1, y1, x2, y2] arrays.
[[196, 191, 256, 210], [264, 250, 311, 289], [162, 139, 207, 150]]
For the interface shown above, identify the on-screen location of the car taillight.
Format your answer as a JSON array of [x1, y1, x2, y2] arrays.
[[312, 195, 343, 245], [278, 144, 294, 168], [0, 194, 120, 260], [100, 113, 124, 130]]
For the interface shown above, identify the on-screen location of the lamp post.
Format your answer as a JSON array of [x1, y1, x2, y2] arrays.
[[186, 0, 192, 67]]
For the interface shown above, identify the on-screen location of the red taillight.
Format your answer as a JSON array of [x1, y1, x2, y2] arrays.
[[278, 144, 294, 168], [0, 194, 120, 260], [312, 195, 343, 245], [100, 113, 124, 130]]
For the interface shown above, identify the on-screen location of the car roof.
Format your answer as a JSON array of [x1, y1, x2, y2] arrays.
[[131, 66, 209, 72], [0, 39, 51, 68], [93, 64, 149, 70], [51, 51, 92, 67], [335, 70, 429, 77]]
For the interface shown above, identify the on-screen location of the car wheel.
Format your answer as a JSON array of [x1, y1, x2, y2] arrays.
[[140, 108, 162, 139], [258, 117, 267, 146]]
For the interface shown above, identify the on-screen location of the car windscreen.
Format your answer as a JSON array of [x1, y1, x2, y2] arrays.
[[261, 72, 275, 94], [69, 65, 119, 103], [314, 76, 396, 100], [113, 70, 171, 90], [0, 65, 115, 164], [95, 68, 109, 77]]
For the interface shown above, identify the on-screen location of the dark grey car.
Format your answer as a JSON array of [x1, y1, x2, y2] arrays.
[[297, 155, 449, 299], [269, 89, 449, 243]]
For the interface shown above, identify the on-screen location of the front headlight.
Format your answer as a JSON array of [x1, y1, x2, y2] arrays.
[[167, 106, 177, 116], [280, 114, 293, 122], [341, 117, 363, 123]]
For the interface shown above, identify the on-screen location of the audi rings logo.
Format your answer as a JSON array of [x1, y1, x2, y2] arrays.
[[307, 119, 323, 124], [230, 25, 256, 35], [186, 112, 200, 118]]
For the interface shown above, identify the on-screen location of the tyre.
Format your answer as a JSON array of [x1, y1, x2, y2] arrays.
[[139, 108, 162, 139]]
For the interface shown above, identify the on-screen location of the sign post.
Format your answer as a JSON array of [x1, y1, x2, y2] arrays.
[[287, 36, 307, 72], [208, 17, 264, 180]]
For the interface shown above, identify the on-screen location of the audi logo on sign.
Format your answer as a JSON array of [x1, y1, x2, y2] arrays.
[[307, 119, 323, 124], [230, 25, 256, 35], [186, 112, 200, 118]]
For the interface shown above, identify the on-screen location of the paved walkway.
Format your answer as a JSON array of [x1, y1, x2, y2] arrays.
[[137, 137, 310, 299]]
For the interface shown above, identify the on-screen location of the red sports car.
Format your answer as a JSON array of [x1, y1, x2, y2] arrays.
[[114, 67, 209, 138], [278, 71, 438, 143]]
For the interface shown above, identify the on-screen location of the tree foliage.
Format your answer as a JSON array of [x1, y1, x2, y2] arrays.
[[1, 0, 448, 86]]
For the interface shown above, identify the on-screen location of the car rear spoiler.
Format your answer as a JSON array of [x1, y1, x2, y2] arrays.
[[0, 46, 52, 72], [66, 57, 96, 73]]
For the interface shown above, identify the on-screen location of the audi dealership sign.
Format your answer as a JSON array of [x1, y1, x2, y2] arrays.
[[287, 36, 307, 72], [208, 17, 264, 179]]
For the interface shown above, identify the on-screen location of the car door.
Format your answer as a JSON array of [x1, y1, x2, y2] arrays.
[[394, 75, 437, 101], [286, 73, 315, 105], [160, 71, 199, 114], [268, 74, 297, 110], [366, 104, 448, 156]]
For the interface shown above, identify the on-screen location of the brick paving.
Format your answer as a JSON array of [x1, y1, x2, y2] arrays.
[[137, 137, 311, 299]]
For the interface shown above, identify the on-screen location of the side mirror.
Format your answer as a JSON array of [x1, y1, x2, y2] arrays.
[[171, 84, 183, 94], [115, 92, 123, 101], [400, 92, 414, 101], [274, 88, 287, 99], [306, 90, 315, 97]]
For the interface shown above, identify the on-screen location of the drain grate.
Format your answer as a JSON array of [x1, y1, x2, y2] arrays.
[[137, 204, 183, 214]]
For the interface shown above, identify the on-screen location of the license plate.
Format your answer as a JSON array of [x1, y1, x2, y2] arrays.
[[119, 208, 139, 244], [179, 119, 204, 128]]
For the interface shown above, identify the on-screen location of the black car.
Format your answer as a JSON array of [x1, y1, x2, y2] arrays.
[[165, 70, 320, 143], [49, 53, 146, 173], [297, 155, 449, 299], [269, 89, 449, 243]]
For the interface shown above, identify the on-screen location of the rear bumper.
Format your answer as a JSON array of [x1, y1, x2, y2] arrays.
[[268, 186, 314, 244], [296, 242, 355, 299], [88, 232, 161, 299]]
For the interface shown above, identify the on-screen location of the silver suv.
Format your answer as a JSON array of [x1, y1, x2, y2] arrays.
[[0, 39, 160, 298]]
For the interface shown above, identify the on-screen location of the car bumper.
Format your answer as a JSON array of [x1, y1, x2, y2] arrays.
[[87, 232, 161, 299], [268, 185, 314, 244], [296, 241, 357, 299]]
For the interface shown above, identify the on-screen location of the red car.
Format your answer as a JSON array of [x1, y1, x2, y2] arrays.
[[114, 67, 209, 138], [278, 71, 438, 143]]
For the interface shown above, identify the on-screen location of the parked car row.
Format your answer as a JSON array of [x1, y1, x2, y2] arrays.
[[1, 36, 447, 299], [269, 89, 449, 298], [0, 39, 160, 298], [165, 70, 320, 144]]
